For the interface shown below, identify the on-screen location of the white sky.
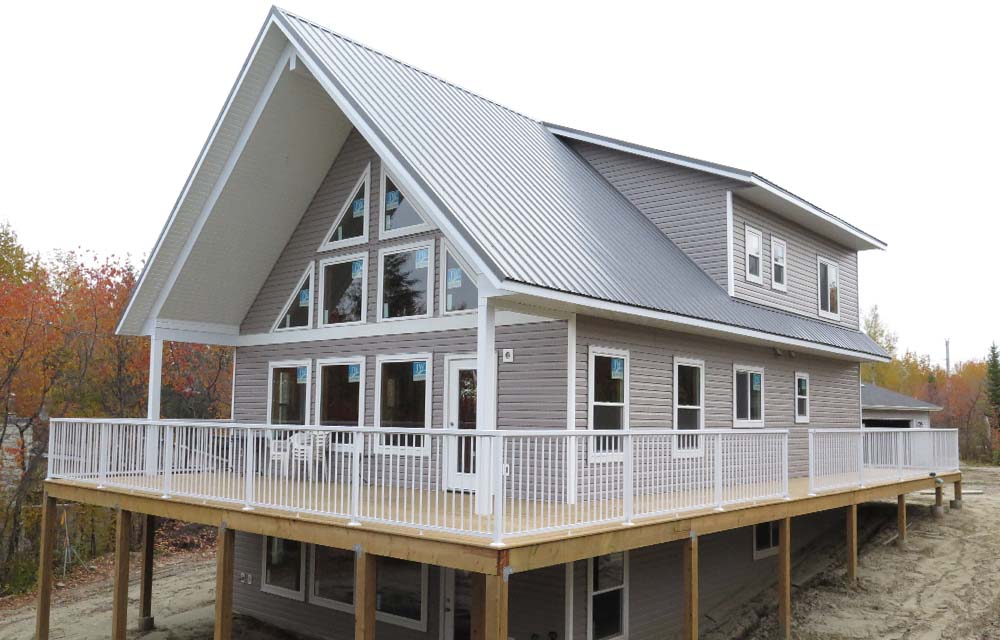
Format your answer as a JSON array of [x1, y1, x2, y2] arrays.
[[3, 1, 996, 365]]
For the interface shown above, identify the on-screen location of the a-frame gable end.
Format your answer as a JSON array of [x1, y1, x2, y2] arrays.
[[271, 262, 315, 332], [318, 162, 371, 251]]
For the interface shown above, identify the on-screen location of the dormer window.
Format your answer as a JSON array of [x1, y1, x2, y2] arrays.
[[817, 257, 840, 320], [771, 237, 787, 291], [745, 226, 763, 284]]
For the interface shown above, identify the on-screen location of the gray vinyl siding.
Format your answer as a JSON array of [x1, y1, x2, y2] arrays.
[[732, 195, 861, 330], [241, 128, 443, 334], [234, 321, 569, 430], [570, 141, 742, 291], [572, 510, 841, 640], [574, 315, 861, 478], [234, 531, 564, 640]]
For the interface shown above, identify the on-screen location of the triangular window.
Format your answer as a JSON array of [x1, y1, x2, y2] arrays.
[[319, 165, 370, 251], [272, 262, 314, 331], [380, 168, 431, 240]]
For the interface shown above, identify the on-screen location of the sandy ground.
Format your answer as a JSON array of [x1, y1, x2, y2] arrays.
[[2, 467, 997, 639]]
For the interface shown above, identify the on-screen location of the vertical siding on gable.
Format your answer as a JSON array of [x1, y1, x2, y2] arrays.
[[731, 195, 861, 330], [574, 315, 861, 477], [570, 141, 744, 291]]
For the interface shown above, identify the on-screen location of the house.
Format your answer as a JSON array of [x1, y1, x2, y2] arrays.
[[862, 383, 942, 429], [35, 7, 962, 640]]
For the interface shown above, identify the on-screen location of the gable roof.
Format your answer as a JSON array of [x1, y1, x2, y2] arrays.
[[118, 7, 889, 361], [861, 384, 942, 412]]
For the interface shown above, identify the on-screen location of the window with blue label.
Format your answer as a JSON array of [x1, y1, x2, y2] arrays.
[[381, 245, 431, 320], [322, 258, 365, 325], [383, 176, 424, 233], [378, 358, 429, 447], [443, 250, 477, 313]]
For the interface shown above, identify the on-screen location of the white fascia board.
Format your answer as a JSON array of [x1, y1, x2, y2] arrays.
[[864, 405, 943, 412], [498, 280, 892, 363], [270, 11, 505, 294]]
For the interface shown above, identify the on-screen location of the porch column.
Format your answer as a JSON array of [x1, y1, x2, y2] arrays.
[[214, 524, 235, 640], [112, 509, 133, 640], [34, 493, 57, 640], [846, 504, 858, 583], [144, 336, 163, 476], [777, 517, 791, 640], [475, 295, 497, 515], [355, 548, 377, 640], [683, 533, 699, 640], [951, 479, 963, 509], [897, 494, 907, 544], [139, 515, 156, 631]]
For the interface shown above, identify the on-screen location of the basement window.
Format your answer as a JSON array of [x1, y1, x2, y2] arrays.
[[378, 242, 434, 321], [319, 164, 370, 250], [261, 536, 306, 600], [818, 257, 840, 320], [753, 521, 780, 560], [745, 225, 763, 284], [272, 263, 314, 331], [589, 552, 628, 640], [320, 254, 366, 326]]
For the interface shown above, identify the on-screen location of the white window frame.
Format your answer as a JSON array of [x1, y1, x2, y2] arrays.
[[260, 536, 307, 600], [318, 163, 370, 252], [374, 352, 433, 454], [587, 346, 630, 461], [270, 262, 315, 333], [318, 253, 368, 328], [587, 552, 629, 640], [673, 357, 705, 458], [752, 521, 780, 560], [733, 364, 765, 428], [308, 546, 429, 631], [770, 237, 787, 291], [379, 165, 433, 241], [439, 239, 478, 317], [266, 359, 312, 427], [744, 225, 763, 284], [377, 240, 436, 323], [315, 356, 366, 436], [816, 256, 841, 320], [794, 372, 810, 424]]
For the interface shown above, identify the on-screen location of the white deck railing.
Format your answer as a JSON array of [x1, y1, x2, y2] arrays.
[[808, 428, 960, 494], [47, 420, 791, 544]]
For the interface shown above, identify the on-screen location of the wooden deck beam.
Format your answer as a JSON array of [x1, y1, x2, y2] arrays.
[[139, 514, 156, 631], [897, 494, 907, 543], [34, 493, 57, 640], [214, 524, 235, 640], [112, 508, 132, 640], [355, 549, 377, 640], [846, 504, 858, 583], [683, 533, 699, 640], [777, 517, 791, 640]]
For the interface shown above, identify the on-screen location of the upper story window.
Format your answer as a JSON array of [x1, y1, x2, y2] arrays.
[[734, 364, 764, 427], [376, 354, 432, 449], [817, 257, 840, 320], [272, 263, 314, 331], [745, 225, 763, 284], [319, 254, 366, 326], [378, 242, 434, 321], [589, 552, 628, 640], [317, 358, 364, 428], [771, 238, 787, 291], [795, 372, 810, 424], [674, 357, 704, 454], [268, 361, 311, 426], [440, 242, 478, 314], [589, 347, 629, 454], [319, 164, 369, 251], [381, 169, 431, 240]]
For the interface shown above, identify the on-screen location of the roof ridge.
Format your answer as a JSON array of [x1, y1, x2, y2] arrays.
[[275, 6, 538, 123]]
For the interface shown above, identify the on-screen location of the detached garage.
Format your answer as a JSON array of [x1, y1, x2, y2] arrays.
[[861, 383, 942, 429]]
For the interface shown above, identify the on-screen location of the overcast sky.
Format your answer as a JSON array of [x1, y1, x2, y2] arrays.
[[3, 1, 996, 365]]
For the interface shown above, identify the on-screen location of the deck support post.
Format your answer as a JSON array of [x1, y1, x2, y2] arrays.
[[34, 493, 57, 640], [897, 494, 907, 544], [951, 480, 963, 510], [355, 548, 377, 640], [683, 533, 699, 640], [932, 485, 945, 518], [778, 517, 791, 640], [214, 524, 235, 640], [846, 504, 858, 583], [471, 572, 486, 640], [112, 508, 133, 640], [475, 295, 497, 516], [484, 572, 509, 640], [139, 514, 156, 631]]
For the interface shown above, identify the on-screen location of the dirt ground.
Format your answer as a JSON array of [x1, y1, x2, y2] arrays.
[[1, 467, 997, 640]]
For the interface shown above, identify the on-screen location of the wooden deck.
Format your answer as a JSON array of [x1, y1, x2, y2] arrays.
[[43, 467, 962, 574]]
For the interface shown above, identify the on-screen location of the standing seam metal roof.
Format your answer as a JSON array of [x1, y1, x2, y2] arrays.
[[861, 384, 942, 411], [272, 8, 888, 359]]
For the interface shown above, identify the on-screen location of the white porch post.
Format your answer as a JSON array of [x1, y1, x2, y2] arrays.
[[144, 337, 163, 476], [475, 295, 497, 515]]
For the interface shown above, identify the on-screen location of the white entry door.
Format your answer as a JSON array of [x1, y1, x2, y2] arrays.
[[442, 568, 473, 640], [445, 357, 478, 491]]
